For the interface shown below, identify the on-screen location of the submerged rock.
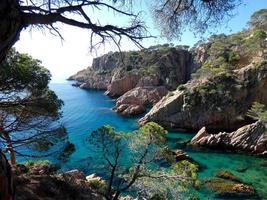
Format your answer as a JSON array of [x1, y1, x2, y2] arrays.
[[215, 170, 242, 183], [205, 178, 256, 199], [190, 121, 267, 156]]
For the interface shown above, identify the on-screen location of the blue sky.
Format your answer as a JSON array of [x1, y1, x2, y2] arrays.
[[15, 0, 267, 82]]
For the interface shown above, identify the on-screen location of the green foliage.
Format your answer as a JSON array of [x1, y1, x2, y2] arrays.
[[23, 160, 59, 174], [193, 10, 267, 80], [0, 48, 63, 117], [177, 85, 187, 91], [24, 160, 51, 167], [171, 160, 198, 180], [88, 179, 108, 194], [87, 123, 189, 199], [249, 9, 267, 30], [246, 102, 267, 122], [0, 48, 51, 91], [0, 48, 65, 161], [32, 126, 68, 151], [138, 122, 167, 145], [228, 51, 240, 65]]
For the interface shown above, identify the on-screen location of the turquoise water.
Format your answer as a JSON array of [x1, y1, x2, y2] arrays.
[[22, 82, 267, 199]]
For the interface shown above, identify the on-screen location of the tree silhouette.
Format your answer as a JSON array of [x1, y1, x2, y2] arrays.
[[152, 0, 243, 39], [0, 0, 148, 63]]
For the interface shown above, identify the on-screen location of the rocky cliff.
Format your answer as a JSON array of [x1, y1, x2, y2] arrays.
[[190, 121, 267, 156], [140, 62, 267, 130], [140, 23, 267, 130], [69, 46, 195, 115]]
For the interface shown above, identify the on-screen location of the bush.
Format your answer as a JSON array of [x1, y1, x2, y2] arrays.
[[246, 102, 267, 122], [88, 179, 107, 193]]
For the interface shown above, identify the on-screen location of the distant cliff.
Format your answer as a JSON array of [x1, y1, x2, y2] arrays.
[[69, 45, 196, 115]]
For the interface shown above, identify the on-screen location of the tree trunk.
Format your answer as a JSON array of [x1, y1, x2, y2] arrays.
[[112, 191, 121, 200], [0, 150, 15, 200], [0, 0, 23, 64], [3, 132, 17, 166]]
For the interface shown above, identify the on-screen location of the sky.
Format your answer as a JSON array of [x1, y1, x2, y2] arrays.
[[14, 0, 267, 83]]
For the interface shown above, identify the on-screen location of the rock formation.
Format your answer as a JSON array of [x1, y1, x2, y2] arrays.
[[113, 86, 167, 116], [14, 161, 105, 200], [190, 121, 267, 156], [69, 46, 195, 115], [140, 62, 267, 130]]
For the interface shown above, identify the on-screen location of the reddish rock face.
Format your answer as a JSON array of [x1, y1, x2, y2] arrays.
[[106, 74, 141, 97], [113, 86, 168, 116]]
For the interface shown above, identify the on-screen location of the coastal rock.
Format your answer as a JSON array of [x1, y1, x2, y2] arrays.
[[205, 178, 255, 199], [171, 149, 195, 162], [106, 73, 141, 97], [69, 47, 195, 116], [86, 173, 102, 182], [69, 47, 193, 108], [15, 163, 105, 200], [140, 63, 267, 130], [113, 86, 167, 115], [190, 121, 267, 156], [115, 104, 145, 116]]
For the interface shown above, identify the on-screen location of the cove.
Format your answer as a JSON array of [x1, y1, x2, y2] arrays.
[[21, 82, 267, 199]]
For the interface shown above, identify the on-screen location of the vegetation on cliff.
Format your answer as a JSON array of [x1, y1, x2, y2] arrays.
[[141, 9, 267, 131], [192, 9, 267, 79]]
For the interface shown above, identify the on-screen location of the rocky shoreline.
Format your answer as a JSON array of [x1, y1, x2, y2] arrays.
[[190, 120, 267, 157], [69, 46, 197, 116], [139, 63, 267, 130], [69, 23, 267, 158]]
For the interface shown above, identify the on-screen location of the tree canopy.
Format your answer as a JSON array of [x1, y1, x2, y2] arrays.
[[87, 122, 195, 200], [152, 0, 243, 39], [0, 48, 67, 165]]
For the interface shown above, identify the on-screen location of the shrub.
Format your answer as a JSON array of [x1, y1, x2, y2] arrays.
[[246, 102, 267, 122]]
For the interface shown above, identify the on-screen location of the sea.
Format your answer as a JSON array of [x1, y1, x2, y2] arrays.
[[19, 82, 267, 199]]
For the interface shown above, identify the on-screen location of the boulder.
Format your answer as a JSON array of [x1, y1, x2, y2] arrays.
[[86, 173, 102, 182], [205, 178, 256, 199], [190, 121, 267, 156], [113, 86, 167, 115], [171, 149, 195, 162], [115, 104, 145, 116]]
